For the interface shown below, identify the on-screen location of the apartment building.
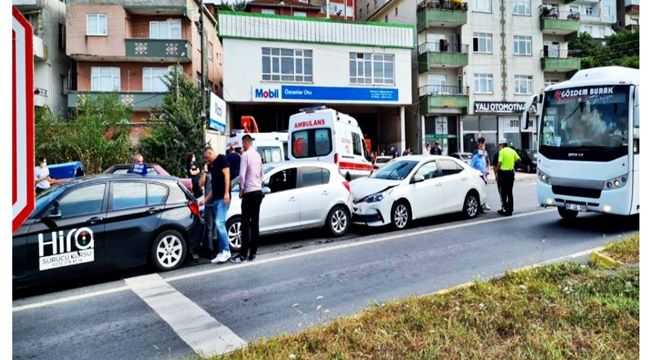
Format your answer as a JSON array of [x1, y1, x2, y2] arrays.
[[13, 0, 68, 113], [65, 0, 223, 142], [617, 0, 639, 30], [570, 0, 617, 39], [245, 0, 356, 20]]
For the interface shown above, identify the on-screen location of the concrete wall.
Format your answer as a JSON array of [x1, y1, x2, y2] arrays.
[[66, 4, 128, 57]]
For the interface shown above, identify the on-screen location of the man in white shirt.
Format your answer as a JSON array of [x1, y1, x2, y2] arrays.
[[34, 156, 52, 195]]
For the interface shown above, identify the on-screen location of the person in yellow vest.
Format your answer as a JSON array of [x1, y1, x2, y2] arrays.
[[495, 138, 520, 216]]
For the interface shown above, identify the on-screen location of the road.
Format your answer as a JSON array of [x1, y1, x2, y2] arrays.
[[12, 177, 639, 359]]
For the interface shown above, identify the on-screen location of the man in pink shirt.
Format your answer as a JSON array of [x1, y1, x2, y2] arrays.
[[232, 134, 265, 263]]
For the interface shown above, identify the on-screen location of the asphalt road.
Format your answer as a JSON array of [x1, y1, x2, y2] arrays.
[[12, 177, 639, 359]]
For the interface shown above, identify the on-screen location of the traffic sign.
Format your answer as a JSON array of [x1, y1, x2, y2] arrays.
[[12, 7, 35, 233]]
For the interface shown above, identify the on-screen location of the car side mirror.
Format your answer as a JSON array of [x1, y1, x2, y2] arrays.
[[262, 186, 272, 195], [412, 175, 425, 184], [43, 208, 62, 220]]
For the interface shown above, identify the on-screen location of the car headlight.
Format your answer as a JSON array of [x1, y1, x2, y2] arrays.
[[365, 193, 385, 203], [603, 175, 628, 190], [538, 170, 551, 184]]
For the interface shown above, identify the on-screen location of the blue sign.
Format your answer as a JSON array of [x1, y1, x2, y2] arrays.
[[280, 85, 399, 102]]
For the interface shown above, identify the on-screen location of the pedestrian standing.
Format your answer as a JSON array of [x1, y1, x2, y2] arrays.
[[227, 145, 242, 181], [199, 162, 217, 259], [34, 156, 52, 195], [186, 153, 203, 199], [200, 147, 231, 263], [470, 137, 491, 212], [432, 142, 443, 155], [127, 153, 148, 175], [495, 138, 520, 216], [425, 143, 432, 155], [233, 134, 264, 263]]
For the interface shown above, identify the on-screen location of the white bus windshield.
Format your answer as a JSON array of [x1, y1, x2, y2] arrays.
[[540, 85, 630, 161]]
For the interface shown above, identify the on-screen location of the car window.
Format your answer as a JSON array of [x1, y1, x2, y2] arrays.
[[112, 182, 147, 210], [268, 168, 297, 193], [56, 183, 106, 218], [148, 183, 168, 205], [291, 128, 333, 158], [300, 167, 330, 187], [438, 159, 464, 176], [233, 166, 275, 192], [168, 182, 191, 203], [414, 161, 439, 180], [258, 146, 283, 164]]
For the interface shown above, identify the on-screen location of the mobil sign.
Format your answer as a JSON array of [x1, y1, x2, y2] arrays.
[[12, 7, 35, 233], [252, 86, 281, 101]]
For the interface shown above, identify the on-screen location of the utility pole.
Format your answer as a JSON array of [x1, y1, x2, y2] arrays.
[[199, 0, 205, 123]]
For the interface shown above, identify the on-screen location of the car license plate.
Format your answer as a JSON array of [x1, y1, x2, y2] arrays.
[[565, 203, 586, 212]]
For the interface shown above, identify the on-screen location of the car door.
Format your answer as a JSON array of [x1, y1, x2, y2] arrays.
[[102, 181, 167, 269], [407, 161, 445, 218], [436, 159, 468, 213], [296, 166, 333, 227], [23, 182, 108, 283], [260, 167, 301, 232]]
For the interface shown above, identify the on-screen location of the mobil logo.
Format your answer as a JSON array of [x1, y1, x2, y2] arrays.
[[254, 87, 280, 99]]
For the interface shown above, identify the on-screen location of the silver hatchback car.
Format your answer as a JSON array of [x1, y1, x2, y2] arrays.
[[225, 161, 354, 250]]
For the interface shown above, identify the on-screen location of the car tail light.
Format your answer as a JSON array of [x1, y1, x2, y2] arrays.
[[188, 202, 200, 217], [342, 180, 351, 193], [334, 153, 339, 165]]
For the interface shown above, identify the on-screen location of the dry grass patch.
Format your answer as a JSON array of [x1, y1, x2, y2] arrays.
[[211, 236, 640, 360], [602, 235, 639, 264]]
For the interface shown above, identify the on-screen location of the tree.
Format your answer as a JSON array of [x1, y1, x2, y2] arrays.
[[569, 30, 639, 69], [568, 32, 604, 69], [35, 93, 133, 174], [139, 65, 206, 177]]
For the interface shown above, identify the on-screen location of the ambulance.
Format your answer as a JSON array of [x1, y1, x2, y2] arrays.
[[288, 106, 373, 180], [226, 131, 288, 163]]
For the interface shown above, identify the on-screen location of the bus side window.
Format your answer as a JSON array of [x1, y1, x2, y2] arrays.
[[634, 86, 639, 154]]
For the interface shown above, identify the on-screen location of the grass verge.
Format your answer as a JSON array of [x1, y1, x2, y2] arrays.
[[212, 235, 640, 360]]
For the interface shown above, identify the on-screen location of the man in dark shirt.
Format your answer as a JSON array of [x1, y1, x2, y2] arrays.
[[200, 147, 231, 264], [127, 153, 148, 175], [226, 145, 241, 181]]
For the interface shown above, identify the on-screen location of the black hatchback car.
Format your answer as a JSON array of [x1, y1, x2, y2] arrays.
[[13, 175, 202, 289]]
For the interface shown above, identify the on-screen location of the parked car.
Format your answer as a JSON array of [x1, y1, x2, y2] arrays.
[[450, 152, 473, 165], [514, 149, 537, 173], [104, 163, 193, 191], [13, 175, 202, 289], [373, 156, 393, 170], [350, 155, 487, 230], [225, 162, 353, 250]]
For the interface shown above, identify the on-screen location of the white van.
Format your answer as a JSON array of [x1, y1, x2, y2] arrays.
[[288, 106, 372, 180], [226, 132, 288, 164]]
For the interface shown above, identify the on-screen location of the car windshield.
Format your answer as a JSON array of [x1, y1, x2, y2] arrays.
[[376, 158, 391, 164], [231, 166, 275, 192], [370, 160, 418, 180], [460, 154, 472, 160]]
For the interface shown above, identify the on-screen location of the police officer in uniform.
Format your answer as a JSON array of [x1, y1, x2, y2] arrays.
[[495, 138, 520, 216]]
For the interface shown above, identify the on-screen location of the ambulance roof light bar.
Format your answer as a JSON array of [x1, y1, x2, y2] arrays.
[[299, 105, 327, 113]]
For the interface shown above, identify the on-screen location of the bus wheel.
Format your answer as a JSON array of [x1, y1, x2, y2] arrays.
[[558, 207, 578, 221]]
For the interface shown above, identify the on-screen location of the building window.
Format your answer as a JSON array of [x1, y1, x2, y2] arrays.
[[385, 15, 388, 22], [90, 67, 120, 92], [262, 48, 313, 82], [294, 11, 307, 17], [366, 3, 370, 13], [473, 0, 491, 13], [150, 19, 181, 39], [261, 9, 276, 14], [473, 33, 493, 53], [585, 5, 594, 16], [474, 73, 493, 94], [513, 35, 532, 55], [395, 7, 398, 16], [512, 0, 530, 15], [86, 14, 107, 36], [349, 53, 395, 85], [143, 67, 170, 92], [515, 75, 533, 95], [58, 23, 65, 50], [60, 74, 67, 95]]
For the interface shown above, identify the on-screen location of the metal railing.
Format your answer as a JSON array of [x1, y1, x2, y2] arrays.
[[419, 85, 469, 97], [539, 7, 581, 21], [418, 42, 468, 54], [540, 48, 578, 58], [417, 0, 468, 11]]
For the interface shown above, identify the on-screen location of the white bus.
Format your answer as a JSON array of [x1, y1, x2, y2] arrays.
[[520, 66, 639, 219]]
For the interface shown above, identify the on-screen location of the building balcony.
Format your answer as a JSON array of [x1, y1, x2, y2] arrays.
[[67, 91, 166, 111], [419, 85, 469, 114], [33, 35, 48, 61], [417, 1, 468, 31], [625, 4, 639, 15], [418, 43, 468, 72], [541, 49, 581, 72], [539, 9, 581, 35], [125, 39, 192, 62]]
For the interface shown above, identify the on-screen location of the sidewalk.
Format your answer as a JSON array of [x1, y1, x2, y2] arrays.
[[486, 170, 537, 184]]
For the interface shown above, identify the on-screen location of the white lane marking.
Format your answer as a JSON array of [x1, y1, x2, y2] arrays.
[[165, 209, 555, 283], [125, 274, 247, 357], [14, 208, 554, 312], [12, 286, 130, 313]]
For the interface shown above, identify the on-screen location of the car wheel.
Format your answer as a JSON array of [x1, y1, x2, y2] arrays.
[[326, 205, 350, 237], [151, 230, 187, 271], [462, 191, 480, 219], [226, 217, 242, 251], [391, 200, 411, 230], [558, 207, 578, 221]]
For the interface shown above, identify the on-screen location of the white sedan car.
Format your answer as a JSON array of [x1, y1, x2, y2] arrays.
[[226, 162, 353, 250], [350, 155, 487, 230]]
